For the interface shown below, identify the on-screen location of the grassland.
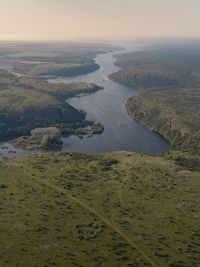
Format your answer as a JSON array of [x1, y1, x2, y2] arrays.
[[0, 151, 199, 267]]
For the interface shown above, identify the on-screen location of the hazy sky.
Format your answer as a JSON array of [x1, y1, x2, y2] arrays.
[[0, 0, 200, 41]]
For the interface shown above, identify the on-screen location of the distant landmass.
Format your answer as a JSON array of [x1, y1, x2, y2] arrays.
[[0, 42, 119, 78]]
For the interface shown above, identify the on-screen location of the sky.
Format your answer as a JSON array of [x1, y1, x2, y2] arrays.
[[0, 0, 200, 41]]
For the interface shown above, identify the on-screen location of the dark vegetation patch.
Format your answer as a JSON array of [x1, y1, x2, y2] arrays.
[[99, 158, 120, 171], [110, 48, 200, 90]]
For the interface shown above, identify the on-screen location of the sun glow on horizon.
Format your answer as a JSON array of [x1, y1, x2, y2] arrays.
[[0, 0, 200, 42]]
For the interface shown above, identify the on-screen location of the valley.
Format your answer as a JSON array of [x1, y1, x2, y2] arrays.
[[0, 42, 199, 267], [1, 1, 200, 266]]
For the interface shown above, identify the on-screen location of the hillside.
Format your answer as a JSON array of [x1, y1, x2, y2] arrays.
[[109, 49, 200, 91], [109, 47, 200, 170], [0, 86, 85, 140], [126, 88, 200, 169], [0, 151, 199, 267], [126, 88, 200, 150], [0, 69, 101, 98], [0, 69, 101, 141]]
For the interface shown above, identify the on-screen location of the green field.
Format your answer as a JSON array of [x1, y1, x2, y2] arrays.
[[1, 152, 200, 267]]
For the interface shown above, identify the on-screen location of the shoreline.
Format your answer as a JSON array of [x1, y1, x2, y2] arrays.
[[0, 49, 170, 157], [125, 96, 171, 150]]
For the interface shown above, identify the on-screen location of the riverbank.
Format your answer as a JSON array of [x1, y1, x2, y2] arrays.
[[125, 89, 200, 171], [0, 42, 119, 80], [0, 48, 170, 156], [49, 49, 169, 154], [111, 47, 200, 170], [0, 68, 104, 154]]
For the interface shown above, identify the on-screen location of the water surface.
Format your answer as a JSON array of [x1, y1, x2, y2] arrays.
[[0, 47, 169, 157], [49, 49, 170, 154]]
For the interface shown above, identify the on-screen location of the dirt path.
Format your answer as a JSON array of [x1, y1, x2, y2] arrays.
[[22, 164, 158, 267]]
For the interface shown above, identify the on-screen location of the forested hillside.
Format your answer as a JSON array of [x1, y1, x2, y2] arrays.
[[109, 48, 200, 90], [0, 69, 101, 141], [110, 46, 200, 170]]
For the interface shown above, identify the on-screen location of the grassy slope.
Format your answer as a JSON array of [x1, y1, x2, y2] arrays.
[[0, 86, 57, 111], [0, 152, 200, 267]]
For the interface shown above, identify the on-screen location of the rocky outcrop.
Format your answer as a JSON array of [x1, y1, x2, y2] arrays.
[[13, 127, 63, 150]]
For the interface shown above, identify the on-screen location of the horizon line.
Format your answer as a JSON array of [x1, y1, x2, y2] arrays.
[[1, 36, 200, 44]]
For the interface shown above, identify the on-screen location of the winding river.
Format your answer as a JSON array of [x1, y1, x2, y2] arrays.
[[0, 47, 169, 157], [48, 48, 170, 154]]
